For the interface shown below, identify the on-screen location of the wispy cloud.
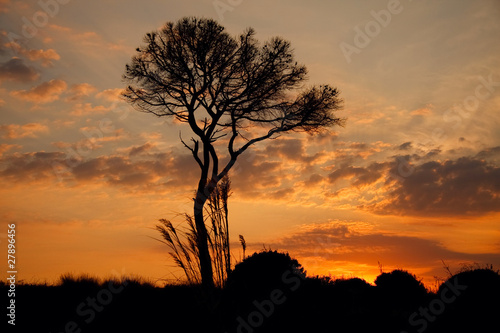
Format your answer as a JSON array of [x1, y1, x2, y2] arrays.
[[0, 143, 21, 156], [69, 102, 111, 116], [65, 83, 97, 102], [4, 42, 60, 67], [0, 123, 49, 139], [47, 24, 128, 53], [96, 88, 124, 102], [10, 79, 67, 103]]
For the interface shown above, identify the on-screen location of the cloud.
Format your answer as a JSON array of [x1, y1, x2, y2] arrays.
[[70, 103, 111, 116], [0, 123, 49, 139], [475, 146, 500, 163], [409, 105, 433, 116], [266, 187, 295, 200], [65, 83, 97, 102], [0, 151, 67, 182], [0, 58, 39, 82], [10, 79, 67, 103], [68, 151, 197, 189], [0, 143, 21, 156], [368, 155, 500, 217], [128, 142, 156, 156], [47, 24, 127, 53], [52, 128, 126, 153], [96, 88, 124, 102], [5, 42, 60, 67], [231, 155, 283, 198], [327, 162, 387, 188], [398, 141, 413, 150], [264, 138, 322, 164], [317, 144, 500, 217], [0, 0, 9, 13], [0, 144, 199, 193]]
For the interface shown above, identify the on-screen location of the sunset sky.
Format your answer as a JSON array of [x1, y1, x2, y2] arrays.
[[1, 0, 499, 288]]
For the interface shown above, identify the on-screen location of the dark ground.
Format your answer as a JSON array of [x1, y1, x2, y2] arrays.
[[3, 252, 500, 333]]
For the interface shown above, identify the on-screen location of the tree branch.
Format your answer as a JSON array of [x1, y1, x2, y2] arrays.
[[180, 133, 203, 170]]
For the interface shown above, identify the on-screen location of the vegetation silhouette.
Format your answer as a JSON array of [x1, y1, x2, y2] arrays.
[[155, 176, 232, 288], [375, 269, 429, 306], [5, 254, 499, 332], [427, 267, 500, 333], [123, 16, 344, 288]]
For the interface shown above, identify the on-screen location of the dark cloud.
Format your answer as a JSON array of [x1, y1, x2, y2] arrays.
[[475, 146, 500, 163], [265, 187, 295, 200], [129, 142, 155, 156], [322, 144, 500, 217], [328, 162, 387, 187], [302, 173, 324, 187], [268, 222, 500, 271], [69, 152, 197, 189], [0, 151, 66, 182], [0, 58, 39, 82], [368, 156, 500, 217], [264, 138, 323, 163], [231, 158, 282, 197], [0, 147, 199, 192], [398, 141, 412, 150]]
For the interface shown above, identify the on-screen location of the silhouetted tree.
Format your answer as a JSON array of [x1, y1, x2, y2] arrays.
[[123, 17, 343, 288]]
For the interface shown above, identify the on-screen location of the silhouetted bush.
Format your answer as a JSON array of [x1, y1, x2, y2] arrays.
[[220, 250, 307, 332], [373, 269, 430, 332], [228, 250, 304, 284], [427, 268, 500, 333], [376, 269, 427, 293], [375, 269, 428, 304], [333, 276, 372, 290]]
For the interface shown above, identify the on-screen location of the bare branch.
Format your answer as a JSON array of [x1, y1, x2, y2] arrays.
[[180, 132, 203, 170]]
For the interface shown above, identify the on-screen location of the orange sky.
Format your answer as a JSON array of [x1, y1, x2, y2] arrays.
[[1, 0, 500, 289]]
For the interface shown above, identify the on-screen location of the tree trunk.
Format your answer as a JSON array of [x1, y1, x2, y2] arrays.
[[194, 190, 214, 289]]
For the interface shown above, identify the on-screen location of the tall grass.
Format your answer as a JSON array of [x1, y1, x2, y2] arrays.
[[156, 176, 232, 287]]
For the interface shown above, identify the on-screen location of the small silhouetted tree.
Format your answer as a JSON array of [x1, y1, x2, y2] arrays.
[[123, 17, 343, 288]]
